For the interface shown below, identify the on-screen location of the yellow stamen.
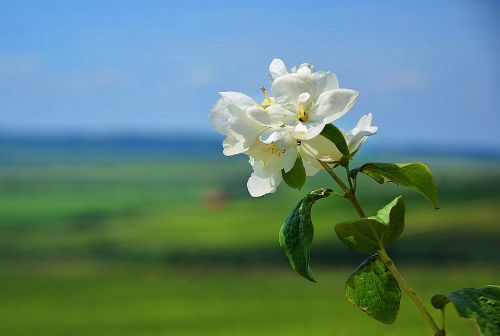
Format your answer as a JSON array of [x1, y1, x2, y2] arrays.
[[261, 87, 272, 106], [268, 143, 286, 157], [298, 104, 308, 122]]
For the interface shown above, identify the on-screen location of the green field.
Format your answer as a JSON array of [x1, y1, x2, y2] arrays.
[[0, 148, 499, 335], [0, 263, 497, 336]]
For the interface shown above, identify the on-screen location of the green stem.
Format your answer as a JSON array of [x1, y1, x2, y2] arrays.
[[317, 161, 366, 217], [345, 166, 355, 191], [320, 161, 443, 335], [318, 161, 350, 193], [378, 249, 442, 335]]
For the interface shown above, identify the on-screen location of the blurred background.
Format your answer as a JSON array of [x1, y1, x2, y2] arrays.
[[0, 1, 499, 335]]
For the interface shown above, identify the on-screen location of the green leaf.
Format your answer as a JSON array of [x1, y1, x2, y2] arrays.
[[372, 196, 405, 243], [335, 218, 383, 253], [431, 286, 500, 336], [281, 156, 306, 190], [335, 196, 405, 253], [354, 162, 439, 209], [361, 169, 386, 184], [320, 123, 350, 157], [279, 188, 332, 282], [345, 253, 401, 324]]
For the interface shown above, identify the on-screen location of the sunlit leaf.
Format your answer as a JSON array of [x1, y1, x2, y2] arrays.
[[335, 197, 405, 253], [345, 253, 401, 324], [353, 162, 439, 209]]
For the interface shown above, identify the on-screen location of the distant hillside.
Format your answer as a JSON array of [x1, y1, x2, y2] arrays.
[[0, 134, 499, 166]]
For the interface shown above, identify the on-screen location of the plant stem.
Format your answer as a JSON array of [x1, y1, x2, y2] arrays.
[[378, 248, 442, 335], [320, 161, 442, 335], [318, 161, 350, 193], [318, 161, 366, 217]]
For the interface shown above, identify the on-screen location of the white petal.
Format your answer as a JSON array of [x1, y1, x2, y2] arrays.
[[228, 107, 265, 149], [247, 106, 272, 126], [348, 132, 372, 153], [247, 128, 296, 174], [303, 161, 321, 176], [297, 63, 315, 75], [251, 104, 296, 127], [298, 135, 343, 168], [309, 89, 359, 124], [347, 113, 378, 153], [222, 131, 246, 156], [293, 120, 325, 140], [219, 91, 258, 110], [269, 59, 288, 81], [247, 159, 282, 197], [313, 71, 339, 94], [210, 97, 260, 155], [270, 95, 299, 112], [282, 146, 298, 173], [209, 98, 232, 135], [271, 72, 315, 101], [259, 127, 294, 147], [246, 141, 277, 172], [259, 128, 285, 144], [356, 113, 373, 129], [297, 92, 311, 105]]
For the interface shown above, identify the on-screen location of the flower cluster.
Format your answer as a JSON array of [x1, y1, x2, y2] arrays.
[[209, 59, 378, 197]]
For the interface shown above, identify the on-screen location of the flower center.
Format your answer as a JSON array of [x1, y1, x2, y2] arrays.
[[298, 104, 308, 122], [267, 143, 286, 157]]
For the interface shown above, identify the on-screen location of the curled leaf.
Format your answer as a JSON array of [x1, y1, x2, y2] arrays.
[[279, 188, 332, 282]]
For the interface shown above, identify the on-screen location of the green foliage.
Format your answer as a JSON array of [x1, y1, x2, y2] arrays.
[[320, 124, 350, 156], [335, 219, 384, 253], [281, 156, 307, 190], [351, 162, 439, 209], [345, 254, 401, 324], [279, 188, 332, 282], [335, 197, 405, 253], [431, 286, 500, 336]]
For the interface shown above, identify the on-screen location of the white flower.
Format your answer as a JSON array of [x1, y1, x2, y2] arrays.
[[209, 91, 265, 156], [208, 59, 376, 198], [299, 114, 378, 168], [210, 91, 312, 197], [259, 59, 359, 140], [209, 90, 299, 172], [246, 127, 297, 174], [247, 158, 282, 197], [345, 113, 378, 154], [246, 145, 321, 197], [245, 127, 319, 197]]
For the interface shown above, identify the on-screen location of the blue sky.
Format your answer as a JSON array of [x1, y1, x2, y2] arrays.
[[1, 0, 499, 147]]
